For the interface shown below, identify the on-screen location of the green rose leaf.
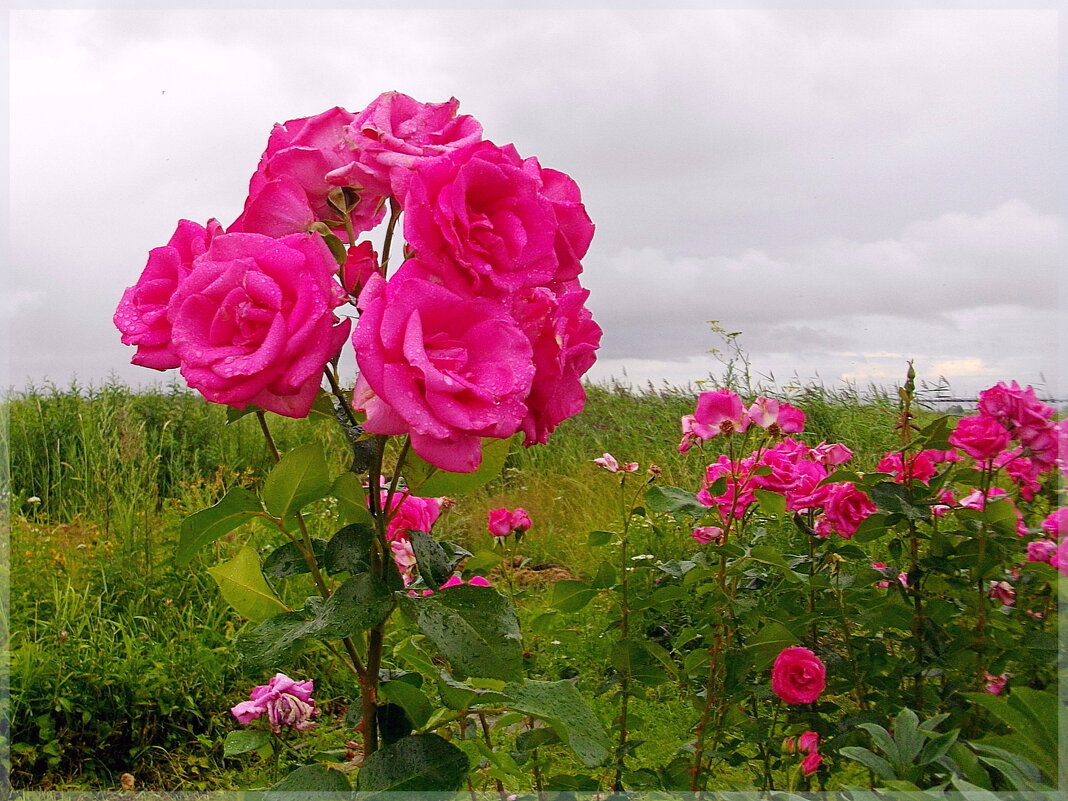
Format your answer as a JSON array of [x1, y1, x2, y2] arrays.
[[207, 545, 288, 623], [176, 487, 261, 566], [400, 585, 523, 681], [551, 580, 599, 612], [262, 442, 333, 519], [503, 679, 611, 767], [754, 488, 787, 516], [645, 485, 708, 520], [407, 530, 452, 591], [268, 763, 351, 792], [355, 733, 469, 793], [262, 539, 328, 580], [222, 729, 270, 757], [405, 435, 512, 496], [331, 471, 373, 527], [324, 522, 375, 576]]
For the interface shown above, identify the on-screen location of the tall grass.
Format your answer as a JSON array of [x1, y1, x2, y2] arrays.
[[5, 373, 918, 788]]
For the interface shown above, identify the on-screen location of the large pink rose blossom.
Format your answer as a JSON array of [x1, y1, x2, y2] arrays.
[[231, 673, 318, 733], [877, 450, 938, 485], [352, 268, 535, 472], [1026, 539, 1057, 563], [1040, 508, 1068, 539], [697, 455, 756, 522], [167, 232, 350, 417], [230, 107, 386, 237], [114, 219, 222, 369], [402, 141, 593, 296], [771, 647, 826, 704], [810, 441, 853, 466], [949, 415, 1011, 462], [822, 483, 877, 539], [978, 381, 1054, 433], [747, 398, 805, 434], [333, 91, 484, 200]]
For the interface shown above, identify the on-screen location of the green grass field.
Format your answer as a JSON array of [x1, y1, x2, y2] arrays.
[[3, 375, 973, 791]]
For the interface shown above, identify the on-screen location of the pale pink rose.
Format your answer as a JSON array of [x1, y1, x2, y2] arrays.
[[897, 571, 910, 588], [230, 107, 386, 237], [692, 526, 725, 545], [341, 241, 380, 297], [822, 483, 877, 539], [949, 415, 1011, 462], [1040, 508, 1068, 539], [167, 232, 350, 417], [336, 91, 484, 200], [983, 671, 1008, 695], [594, 453, 620, 472], [988, 580, 1015, 606], [509, 286, 601, 446], [693, 390, 749, 437], [1026, 539, 1057, 563], [352, 268, 535, 473], [747, 398, 805, 434], [801, 750, 823, 775], [390, 538, 418, 586], [402, 141, 593, 295], [771, 647, 826, 704], [810, 441, 853, 466], [231, 673, 318, 733], [114, 219, 222, 370]]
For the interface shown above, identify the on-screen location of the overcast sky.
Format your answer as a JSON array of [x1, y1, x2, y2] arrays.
[[6, 7, 1065, 401]]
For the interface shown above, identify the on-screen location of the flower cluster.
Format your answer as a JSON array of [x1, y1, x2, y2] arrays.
[[231, 673, 318, 733], [379, 490, 445, 586], [116, 91, 600, 472], [487, 507, 532, 544], [678, 390, 805, 453], [1025, 507, 1068, 577], [782, 730, 823, 775]]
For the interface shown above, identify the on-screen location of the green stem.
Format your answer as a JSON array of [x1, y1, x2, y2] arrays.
[[380, 198, 402, 275]]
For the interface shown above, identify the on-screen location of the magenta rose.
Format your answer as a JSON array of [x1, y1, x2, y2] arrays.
[[771, 647, 826, 704], [402, 141, 594, 296], [487, 508, 514, 539], [229, 107, 386, 237], [352, 266, 535, 473], [978, 380, 1054, 432], [511, 508, 532, 533], [168, 231, 351, 417], [949, 415, 1011, 462], [694, 389, 749, 437], [114, 219, 222, 369], [333, 91, 484, 200], [509, 286, 602, 445], [822, 482, 877, 539], [382, 491, 442, 542], [1041, 507, 1068, 539]]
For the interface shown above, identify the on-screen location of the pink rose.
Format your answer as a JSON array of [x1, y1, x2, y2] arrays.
[[511, 508, 532, 533], [822, 483, 877, 539], [978, 381, 1054, 433], [747, 398, 805, 434], [114, 219, 222, 370], [697, 455, 756, 522], [876, 450, 938, 484], [810, 441, 853, 466], [798, 731, 820, 754], [167, 231, 351, 417], [594, 453, 638, 473], [983, 671, 1008, 695], [383, 491, 442, 542], [949, 415, 1011, 462], [771, 647, 826, 704], [229, 107, 386, 237], [231, 673, 318, 733], [988, 580, 1015, 606], [487, 508, 514, 539], [1040, 508, 1068, 539], [510, 286, 601, 445], [693, 390, 749, 438], [1050, 539, 1068, 577], [390, 538, 418, 586], [692, 526, 725, 545], [352, 267, 535, 473], [341, 241, 380, 297], [329, 91, 484, 200], [1026, 539, 1057, 563], [402, 141, 593, 296], [801, 750, 823, 775]]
